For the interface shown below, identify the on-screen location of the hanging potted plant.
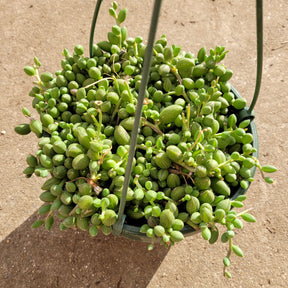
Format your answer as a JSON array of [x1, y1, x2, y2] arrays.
[[15, 0, 276, 278]]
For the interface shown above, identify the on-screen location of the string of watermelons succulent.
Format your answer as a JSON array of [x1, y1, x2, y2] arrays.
[[16, 0, 276, 279]]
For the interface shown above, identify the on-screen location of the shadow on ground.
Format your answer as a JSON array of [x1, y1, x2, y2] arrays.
[[0, 211, 168, 288]]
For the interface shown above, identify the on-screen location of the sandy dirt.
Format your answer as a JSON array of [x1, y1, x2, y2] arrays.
[[0, 0, 287, 287]]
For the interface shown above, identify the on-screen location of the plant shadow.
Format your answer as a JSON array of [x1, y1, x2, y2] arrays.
[[0, 211, 169, 288]]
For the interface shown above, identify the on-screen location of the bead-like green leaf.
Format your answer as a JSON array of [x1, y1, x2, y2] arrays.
[[117, 8, 127, 24], [45, 216, 54, 231], [225, 271, 232, 278], [261, 165, 277, 173], [241, 213, 256, 223], [231, 200, 244, 208], [34, 56, 41, 67], [31, 220, 44, 228], [264, 177, 274, 184], [232, 245, 244, 257], [223, 257, 231, 267], [24, 66, 36, 76]]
